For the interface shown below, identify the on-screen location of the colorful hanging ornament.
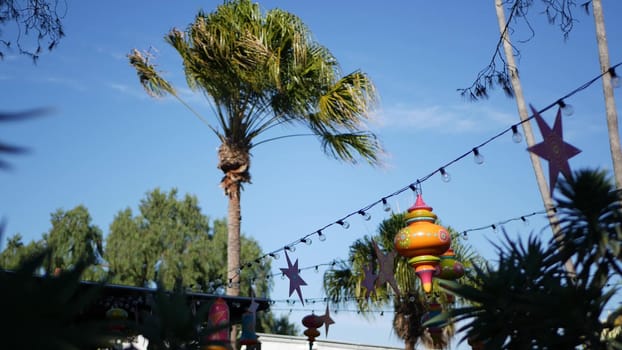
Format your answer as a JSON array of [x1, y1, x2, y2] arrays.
[[527, 105, 581, 195], [437, 248, 464, 281], [106, 306, 128, 333], [239, 297, 259, 346], [280, 250, 307, 305], [436, 247, 465, 303], [394, 194, 451, 293], [239, 311, 258, 346], [204, 297, 230, 350], [302, 313, 324, 349]]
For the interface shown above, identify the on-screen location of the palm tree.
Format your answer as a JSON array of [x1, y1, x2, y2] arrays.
[[129, 0, 380, 306], [437, 168, 622, 349], [589, 0, 622, 189], [323, 213, 480, 350]]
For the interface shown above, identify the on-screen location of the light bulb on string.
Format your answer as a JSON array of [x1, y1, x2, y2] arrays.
[[337, 220, 350, 229], [472, 147, 485, 165], [285, 244, 296, 252], [609, 67, 620, 88], [511, 125, 523, 143], [317, 230, 326, 241], [381, 198, 391, 212], [358, 210, 371, 221], [439, 167, 451, 183], [557, 99, 574, 116], [462, 232, 468, 240], [300, 238, 312, 246], [269, 252, 280, 260], [521, 216, 529, 226]]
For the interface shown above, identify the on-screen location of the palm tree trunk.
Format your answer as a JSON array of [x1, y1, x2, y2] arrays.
[[494, 0, 576, 276], [591, 0, 622, 189], [226, 181, 242, 348]]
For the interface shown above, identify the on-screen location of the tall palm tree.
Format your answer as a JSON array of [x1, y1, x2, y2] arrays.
[[323, 213, 480, 350], [437, 168, 622, 349], [493, 0, 577, 278], [128, 0, 380, 304], [589, 0, 622, 189]]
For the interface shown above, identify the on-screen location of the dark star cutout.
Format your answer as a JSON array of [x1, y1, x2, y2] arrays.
[[362, 264, 378, 299], [372, 240, 400, 297], [527, 105, 581, 195], [280, 250, 307, 305], [322, 304, 335, 337]]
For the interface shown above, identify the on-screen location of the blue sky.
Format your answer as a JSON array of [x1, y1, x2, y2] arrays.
[[2, 1, 622, 348]]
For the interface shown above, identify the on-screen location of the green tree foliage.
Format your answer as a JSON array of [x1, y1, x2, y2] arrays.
[[44, 204, 105, 280], [104, 188, 272, 297], [434, 168, 622, 349], [0, 233, 45, 269], [323, 213, 481, 350], [0, 187, 299, 337]]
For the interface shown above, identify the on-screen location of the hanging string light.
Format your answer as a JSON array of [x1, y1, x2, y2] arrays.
[[472, 147, 485, 165], [317, 230, 326, 241], [439, 167, 451, 183], [382, 198, 391, 212], [337, 220, 350, 229], [556, 99, 574, 116], [511, 125, 523, 143], [358, 210, 372, 221], [608, 67, 620, 88]]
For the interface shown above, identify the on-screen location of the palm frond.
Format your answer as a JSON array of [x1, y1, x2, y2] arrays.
[[128, 49, 176, 98], [318, 131, 382, 166]]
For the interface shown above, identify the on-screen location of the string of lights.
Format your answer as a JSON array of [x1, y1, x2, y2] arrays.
[[270, 307, 394, 315], [459, 209, 548, 238], [204, 206, 551, 292], [225, 61, 622, 287]]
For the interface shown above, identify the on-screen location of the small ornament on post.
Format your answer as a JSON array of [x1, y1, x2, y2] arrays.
[[394, 194, 451, 293], [302, 313, 324, 350], [204, 297, 231, 350], [239, 297, 260, 349]]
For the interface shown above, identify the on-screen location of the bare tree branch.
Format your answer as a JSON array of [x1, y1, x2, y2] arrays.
[[0, 0, 67, 62]]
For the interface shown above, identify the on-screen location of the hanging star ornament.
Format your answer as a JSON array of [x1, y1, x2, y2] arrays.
[[361, 264, 378, 299], [322, 303, 335, 337], [372, 240, 400, 297], [280, 250, 307, 305], [527, 105, 581, 195]]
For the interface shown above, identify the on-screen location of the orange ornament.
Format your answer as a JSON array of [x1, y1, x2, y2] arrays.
[[394, 194, 451, 293]]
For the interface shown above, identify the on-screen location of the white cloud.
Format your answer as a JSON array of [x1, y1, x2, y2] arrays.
[[372, 103, 516, 134], [44, 76, 87, 91], [95, 46, 128, 61], [108, 82, 144, 97]]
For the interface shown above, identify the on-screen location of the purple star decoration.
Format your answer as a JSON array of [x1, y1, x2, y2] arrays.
[[280, 250, 307, 305], [362, 264, 378, 299], [527, 105, 581, 196], [322, 304, 335, 337], [372, 240, 400, 297]]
